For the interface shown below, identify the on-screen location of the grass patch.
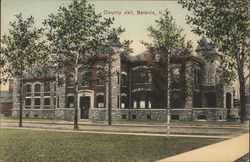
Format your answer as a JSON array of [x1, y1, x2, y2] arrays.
[[0, 128, 223, 162]]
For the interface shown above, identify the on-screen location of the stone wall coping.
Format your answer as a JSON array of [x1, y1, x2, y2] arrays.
[[13, 109, 55, 111], [192, 107, 224, 110], [121, 109, 167, 110], [56, 108, 75, 110]]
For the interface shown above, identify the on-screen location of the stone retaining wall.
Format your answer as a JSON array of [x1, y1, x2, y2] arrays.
[[89, 108, 121, 121], [12, 109, 55, 118], [55, 108, 75, 121], [12, 107, 239, 121]]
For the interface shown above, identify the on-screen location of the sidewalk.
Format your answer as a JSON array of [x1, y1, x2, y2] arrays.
[[157, 133, 249, 162], [1, 119, 248, 138]]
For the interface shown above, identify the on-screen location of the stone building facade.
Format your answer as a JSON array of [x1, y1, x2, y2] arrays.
[[12, 37, 239, 121]]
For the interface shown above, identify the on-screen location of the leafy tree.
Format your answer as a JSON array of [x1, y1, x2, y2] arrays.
[[142, 10, 192, 109], [142, 10, 192, 135], [43, 0, 132, 128], [0, 13, 49, 127], [179, 0, 250, 122]]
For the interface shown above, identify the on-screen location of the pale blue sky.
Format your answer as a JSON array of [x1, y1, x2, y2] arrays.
[[1, 0, 201, 90], [1, 0, 200, 55]]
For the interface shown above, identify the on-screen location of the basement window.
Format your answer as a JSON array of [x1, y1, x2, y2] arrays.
[[171, 115, 180, 120], [132, 115, 137, 120], [122, 114, 127, 119], [147, 115, 151, 120], [197, 115, 207, 120], [34, 114, 39, 118]]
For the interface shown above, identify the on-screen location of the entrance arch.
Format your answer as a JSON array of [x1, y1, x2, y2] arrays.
[[78, 90, 94, 119]]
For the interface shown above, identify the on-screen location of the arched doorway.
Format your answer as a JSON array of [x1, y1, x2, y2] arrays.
[[226, 92, 232, 116], [78, 90, 94, 119]]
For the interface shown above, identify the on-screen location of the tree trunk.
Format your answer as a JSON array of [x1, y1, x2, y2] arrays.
[[73, 68, 79, 130], [239, 80, 246, 123], [19, 78, 23, 127], [108, 53, 112, 126]]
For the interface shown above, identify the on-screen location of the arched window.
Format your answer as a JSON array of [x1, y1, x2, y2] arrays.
[[34, 84, 41, 93], [121, 73, 127, 87], [133, 68, 149, 83], [96, 72, 105, 86], [81, 71, 91, 87], [66, 74, 74, 87], [25, 84, 31, 93]]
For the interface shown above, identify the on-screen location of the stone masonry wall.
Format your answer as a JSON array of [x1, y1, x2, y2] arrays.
[[89, 108, 121, 121], [12, 109, 55, 118]]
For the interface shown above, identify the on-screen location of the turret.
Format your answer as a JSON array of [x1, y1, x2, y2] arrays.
[[195, 36, 218, 86]]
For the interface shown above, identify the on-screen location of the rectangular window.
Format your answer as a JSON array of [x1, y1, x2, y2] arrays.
[[97, 95, 104, 108], [44, 98, 50, 105], [148, 101, 152, 108], [117, 73, 120, 84], [67, 96, 75, 108], [25, 98, 31, 105], [133, 101, 137, 108], [54, 97, 56, 105], [140, 101, 145, 108], [122, 114, 127, 119], [97, 73, 104, 86], [34, 98, 40, 105], [81, 72, 91, 87], [121, 103, 125, 108], [132, 114, 136, 119], [117, 96, 120, 108]]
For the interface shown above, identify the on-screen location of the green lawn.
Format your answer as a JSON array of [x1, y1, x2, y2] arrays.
[[0, 129, 223, 162]]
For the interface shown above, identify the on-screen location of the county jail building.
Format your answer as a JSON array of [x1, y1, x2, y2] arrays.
[[12, 37, 239, 121]]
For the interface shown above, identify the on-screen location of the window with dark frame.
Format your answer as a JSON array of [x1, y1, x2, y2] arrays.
[[121, 74, 127, 87], [96, 73, 104, 86], [34, 98, 41, 105], [25, 98, 31, 105], [44, 98, 50, 106], [97, 95, 104, 108], [25, 84, 31, 93], [34, 84, 41, 92], [81, 72, 91, 87], [67, 96, 75, 108]]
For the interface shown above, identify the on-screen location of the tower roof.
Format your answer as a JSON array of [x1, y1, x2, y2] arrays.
[[196, 36, 216, 52]]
